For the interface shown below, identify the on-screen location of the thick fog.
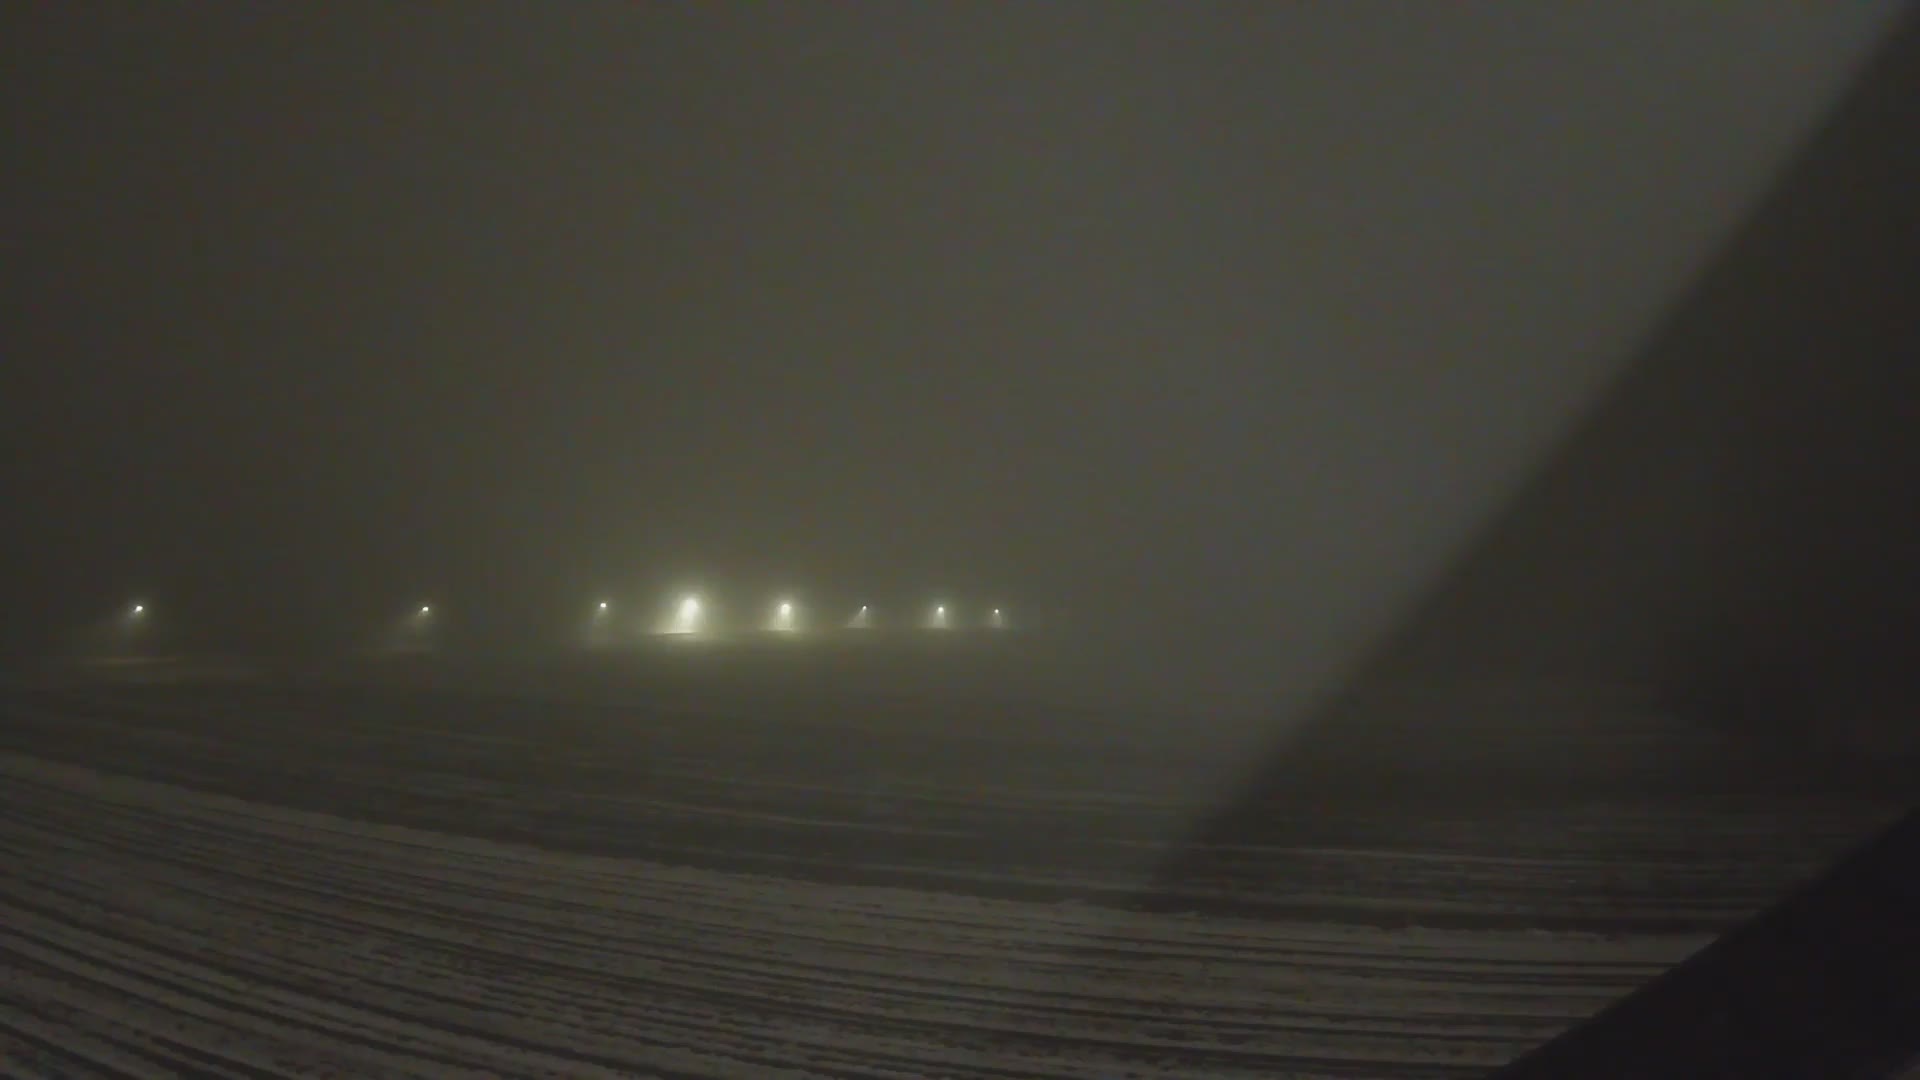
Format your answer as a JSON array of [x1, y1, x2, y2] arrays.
[[2, 4, 1904, 726]]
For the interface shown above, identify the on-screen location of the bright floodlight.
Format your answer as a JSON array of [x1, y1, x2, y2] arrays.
[[668, 594, 704, 634], [929, 603, 949, 629], [990, 607, 1006, 628], [418, 604, 432, 616], [770, 598, 798, 632], [597, 600, 610, 611], [130, 603, 145, 616]]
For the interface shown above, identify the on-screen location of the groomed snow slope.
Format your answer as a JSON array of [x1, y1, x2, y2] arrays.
[[1, 751, 1698, 1078], [0, 677, 1905, 1076]]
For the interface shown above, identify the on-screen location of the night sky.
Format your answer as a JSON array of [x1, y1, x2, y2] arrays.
[[2, 4, 1903, 713]]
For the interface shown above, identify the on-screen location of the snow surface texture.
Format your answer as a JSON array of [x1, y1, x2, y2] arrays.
[[0, 681, 1906, 1077], [0, 752, 1688, 1078]]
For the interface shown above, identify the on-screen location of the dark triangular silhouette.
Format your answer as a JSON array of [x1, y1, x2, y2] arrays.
[[1490, 805, 1920, 1079], [1148, 5, 1920, 1073]]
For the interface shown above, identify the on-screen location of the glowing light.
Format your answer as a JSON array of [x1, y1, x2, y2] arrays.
[[929, 603, 950, 629], [770, 598, 798, 632], [130, 604, 145, 616], [596, 600, 609, 611], [666, 594, 704, 634], [418, 604, 432, 616], [990, 607, 1006, 628]]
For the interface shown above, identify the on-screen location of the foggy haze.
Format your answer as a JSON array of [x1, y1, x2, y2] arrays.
[[2, 3, 1904, 721], [9, 11, 1920, 1074]]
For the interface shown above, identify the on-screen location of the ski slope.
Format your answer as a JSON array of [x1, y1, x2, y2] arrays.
[[0, 676, 1905, 1076], [1, 752, 1694, 1078]]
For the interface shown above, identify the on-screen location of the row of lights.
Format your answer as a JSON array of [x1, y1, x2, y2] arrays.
[[593, 594, 1005, 633], [116, 598, 1006, 632]]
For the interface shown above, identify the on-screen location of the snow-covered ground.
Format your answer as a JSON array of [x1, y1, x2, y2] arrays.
[[0, 674, 1906, 1076], [0, 752, 1687, 1077]]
